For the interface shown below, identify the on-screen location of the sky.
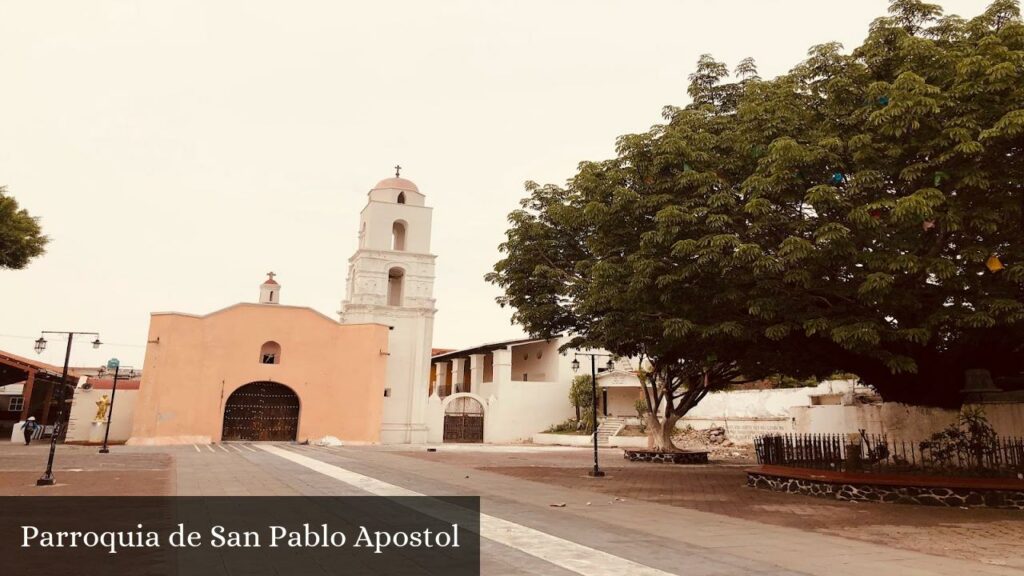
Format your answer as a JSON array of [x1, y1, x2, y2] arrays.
[[1, 0, 991, 369]]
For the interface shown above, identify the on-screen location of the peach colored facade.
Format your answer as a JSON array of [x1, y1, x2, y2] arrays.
[[127, 303, 389, 445]]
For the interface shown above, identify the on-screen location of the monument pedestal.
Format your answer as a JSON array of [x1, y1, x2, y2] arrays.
[[88, 421, 108, 444]]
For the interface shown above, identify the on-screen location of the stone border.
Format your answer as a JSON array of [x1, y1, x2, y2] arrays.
[[624, 450, 709, 464], [747, 467, 1024, 510]]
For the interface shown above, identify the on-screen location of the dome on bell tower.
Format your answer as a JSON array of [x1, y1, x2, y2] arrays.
[[368, 166, 425, 206], [372, 177, 419, 194]]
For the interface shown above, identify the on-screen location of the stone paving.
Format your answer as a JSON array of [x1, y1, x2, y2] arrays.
[[0, 443, 173, 495]]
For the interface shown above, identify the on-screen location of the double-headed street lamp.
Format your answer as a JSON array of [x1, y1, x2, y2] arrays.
[[572, 352, 615, 478], [99, 358, 135, 454], [34, 331, 101, 486]]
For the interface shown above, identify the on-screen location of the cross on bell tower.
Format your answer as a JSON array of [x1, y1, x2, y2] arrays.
[[394, 164, 402, 178]]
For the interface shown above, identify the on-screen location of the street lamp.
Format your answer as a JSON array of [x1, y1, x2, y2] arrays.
[[34, 330, 100, 487], [572, 352, 616, 477], [99, 358, 132, 454]]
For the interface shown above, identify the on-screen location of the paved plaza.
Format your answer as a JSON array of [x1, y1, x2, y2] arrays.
[[2, 442, 1022, 575]]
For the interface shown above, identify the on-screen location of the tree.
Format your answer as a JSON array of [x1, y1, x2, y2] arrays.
[[565, 375, 598, 428], [489, 0, 1024, 452], [488, 77, 832, 450], [0, 186, 49, 269], [733, 0, 1024, 406], [568, 375, 593, 423]]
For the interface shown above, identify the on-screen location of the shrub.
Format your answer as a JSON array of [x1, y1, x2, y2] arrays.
[[919, 408, 998, 469], [544, 419, 584, 434]]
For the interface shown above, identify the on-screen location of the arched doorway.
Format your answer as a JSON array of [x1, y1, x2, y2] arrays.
[[222, 381, 299, 441], [443, 396, 484, 443]]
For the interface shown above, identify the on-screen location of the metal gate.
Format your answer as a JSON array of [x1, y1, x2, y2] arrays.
[[222, 381, 299, 442], [443, 396, 484, 443]]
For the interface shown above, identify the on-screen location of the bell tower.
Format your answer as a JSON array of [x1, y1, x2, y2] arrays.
[[259, 272, 280, 304], [339, 169, 436, 444]]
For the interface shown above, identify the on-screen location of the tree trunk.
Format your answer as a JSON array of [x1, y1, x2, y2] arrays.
[[646, 413, 681, 452]]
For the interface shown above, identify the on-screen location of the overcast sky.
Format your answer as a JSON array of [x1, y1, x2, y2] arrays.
[[2, 0, 989, 368]]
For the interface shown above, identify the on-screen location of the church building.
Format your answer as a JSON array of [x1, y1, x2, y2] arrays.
[[128, 173, 436, 445]]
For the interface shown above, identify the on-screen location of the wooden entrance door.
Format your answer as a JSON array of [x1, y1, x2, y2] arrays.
[[443, 396, 484, 443], [222, 382, 299, 442]]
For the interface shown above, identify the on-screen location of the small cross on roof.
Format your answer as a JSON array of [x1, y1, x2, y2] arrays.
[[394, 164, 402, 178]]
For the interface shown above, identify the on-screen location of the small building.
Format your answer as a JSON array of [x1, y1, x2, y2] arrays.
[[426, 336, 600, 443], [1, 349, 81, 442]]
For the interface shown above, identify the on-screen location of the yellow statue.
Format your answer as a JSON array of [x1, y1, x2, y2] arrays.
[[94, 394, 111, 422]]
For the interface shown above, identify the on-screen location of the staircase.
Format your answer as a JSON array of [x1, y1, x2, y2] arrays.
[[595, 417, 626, 446]]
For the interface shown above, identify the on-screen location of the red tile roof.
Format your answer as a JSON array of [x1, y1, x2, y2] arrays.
[[85, 378, 142, 391], [0, 349, 81, 379]]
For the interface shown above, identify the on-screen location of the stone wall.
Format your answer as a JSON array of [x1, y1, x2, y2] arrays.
[[748, 470, 1024, 510], [624, 450, 709, 464]]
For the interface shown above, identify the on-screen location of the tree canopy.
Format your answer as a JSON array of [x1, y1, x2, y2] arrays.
[[488, 0, 1024, 430], [0, 186, 48, 270]]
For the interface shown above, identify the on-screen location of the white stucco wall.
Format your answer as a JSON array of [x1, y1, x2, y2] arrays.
[[486, 379, 575, 443], [509, 341, 560, 382], [426, 379, 575, 444], [65, 388, 139, 444], [605, 387, 642, 417], [790, 402, 1024, 439]]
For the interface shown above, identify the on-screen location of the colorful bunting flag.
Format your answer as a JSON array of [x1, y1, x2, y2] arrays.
[[986, 255, 1005, 273]]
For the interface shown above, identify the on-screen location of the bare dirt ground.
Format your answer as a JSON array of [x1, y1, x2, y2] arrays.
[[398, 445, 1024, 569]]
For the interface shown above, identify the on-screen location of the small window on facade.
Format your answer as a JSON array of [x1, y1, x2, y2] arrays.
[[384, 388, 392, 397], [9, 397, 24, 412], [260, 341, 282, 364], [397, 192, 406, 204]]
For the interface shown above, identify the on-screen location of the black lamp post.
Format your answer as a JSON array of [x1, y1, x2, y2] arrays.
[[34, 331, 101, 486], [572, 352, 616, 478], [99, 359, 133, 454]]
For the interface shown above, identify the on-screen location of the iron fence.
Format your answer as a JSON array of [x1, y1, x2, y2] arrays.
[[753, 432, 1024, 478]]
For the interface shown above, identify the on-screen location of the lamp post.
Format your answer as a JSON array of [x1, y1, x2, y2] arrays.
[[99, 358, 133, 454], [572, 352, 615, 478], [33, 331, 101, 486]]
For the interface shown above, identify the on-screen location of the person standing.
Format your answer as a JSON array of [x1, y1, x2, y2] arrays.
[[21, 416, 38, 445]]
